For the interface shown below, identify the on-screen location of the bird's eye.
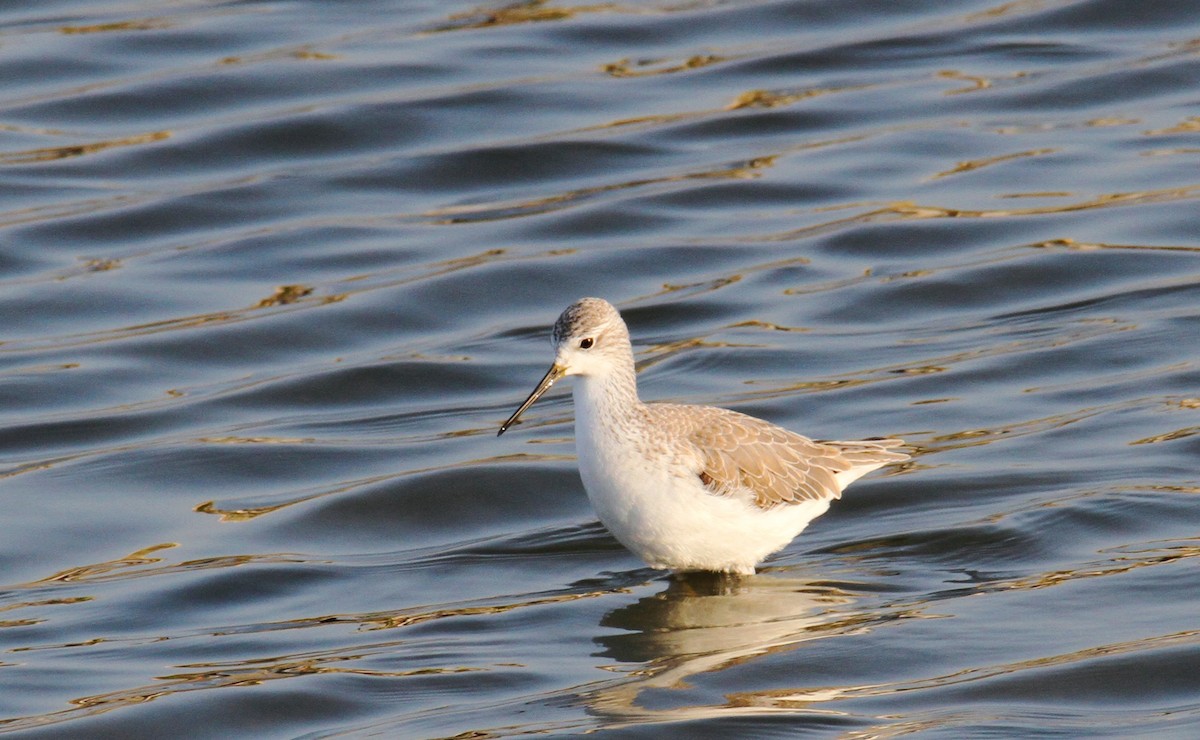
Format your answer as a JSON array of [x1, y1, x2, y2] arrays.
[[579, 337, 594, 350]]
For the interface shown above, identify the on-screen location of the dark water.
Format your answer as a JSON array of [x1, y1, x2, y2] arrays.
[[2, 0, 1198, 736]]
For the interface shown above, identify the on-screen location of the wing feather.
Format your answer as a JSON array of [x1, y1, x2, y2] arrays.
[[646, 403, 907, 510]]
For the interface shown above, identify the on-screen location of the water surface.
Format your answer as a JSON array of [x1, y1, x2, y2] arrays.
[[1, 0, 1199, 737]]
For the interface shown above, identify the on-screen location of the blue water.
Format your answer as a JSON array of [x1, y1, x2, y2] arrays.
[[1, 0, 1198, 737]]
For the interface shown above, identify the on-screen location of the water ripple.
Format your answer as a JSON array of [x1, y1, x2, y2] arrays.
[[2, 0, 1199, 736]]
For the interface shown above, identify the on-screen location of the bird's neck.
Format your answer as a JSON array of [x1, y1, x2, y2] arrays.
[[573, 364, 641, 438]]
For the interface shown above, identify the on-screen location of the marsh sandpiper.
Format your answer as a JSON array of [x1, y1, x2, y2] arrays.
[[499, 297, 908, 574]]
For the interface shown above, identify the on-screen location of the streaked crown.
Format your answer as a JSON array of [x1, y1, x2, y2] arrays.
[[552, 297, 628, 347]]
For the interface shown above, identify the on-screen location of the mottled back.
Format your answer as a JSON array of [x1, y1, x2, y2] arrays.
[[646, 403, 908, 509]]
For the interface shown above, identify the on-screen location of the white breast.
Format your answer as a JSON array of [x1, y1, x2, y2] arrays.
[[572, 381, 829, 573]]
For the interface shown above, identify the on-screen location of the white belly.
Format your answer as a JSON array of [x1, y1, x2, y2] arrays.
[[575, 411, 829, 574]]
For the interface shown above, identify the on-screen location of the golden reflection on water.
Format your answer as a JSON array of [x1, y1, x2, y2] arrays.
[[1143, 115, 1200, 135], [194, 493, 327, 523], [959, 0, 1058, 24], [1131, 426, 1200, 445], [0, 595, 95, 628], [3, 543, 325, 623], [32, 543, 178, 585], [4, 533, 1193, 733], [831, 628, 1200, 739], [726, 85, 873, 109], [628, 541, 1200, 733], [58, 19, 171, 34], [0, 131, 170, 165], [1034, 237, 1200, 253], [731, 317, 1138, 417], [736, 183, 1200, 245], [603, 54, 727, 78], [421, 155, 778, 225], [866, 628, 1197, 700], [728, 319, 811, 333], [0, 576, 633, 733], [365, 585, 620, 630], [155, 534, 1195, 735], [935, 68, 997, 94], [930, 147, 1058, 180], [436, 0, 617, 32], [953, 538, 1200, 596], [196, 451, 571, 522], [568, 78, 875, 136], [634, 336, 761, 375], [920, 398, 1144, 454], [219, 48, 340, 66], [0, 247, 516, 354], [254, 284, 313, 307], [0, 642, 485, 733], [197, 474, 345, 524]]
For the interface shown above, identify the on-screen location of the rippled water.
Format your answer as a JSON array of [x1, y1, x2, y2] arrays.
[[2, 0, 1199, 737]]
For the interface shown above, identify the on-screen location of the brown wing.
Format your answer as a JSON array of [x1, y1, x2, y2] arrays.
[[648, 404, 904, 510]]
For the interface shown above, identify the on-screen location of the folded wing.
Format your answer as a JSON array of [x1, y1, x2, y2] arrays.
[[650, 403, 907, 510]]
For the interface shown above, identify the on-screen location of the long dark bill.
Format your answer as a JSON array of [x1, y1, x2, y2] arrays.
[[498, 364, 565, 436]]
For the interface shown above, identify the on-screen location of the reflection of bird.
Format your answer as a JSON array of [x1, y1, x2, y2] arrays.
[[499, 298, 908, 574], [597, 572, 819, 662], [588, 572, 851, 724]]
